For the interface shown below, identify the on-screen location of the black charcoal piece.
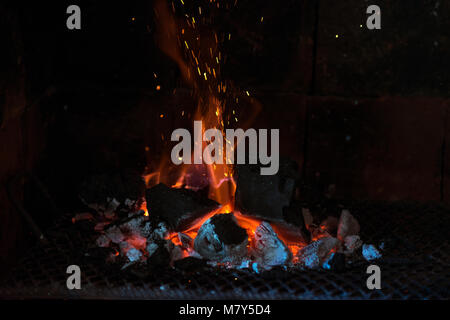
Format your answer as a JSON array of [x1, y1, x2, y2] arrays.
[[174, 257, 207, 272], [147, 241, 171, 269], [145, 183, 220, 231], [234, 158, 299, 222], [209, 213, 248, 245], [194, 213, 248, 263], [328, 252, 346, 272], [282, 202, 311, 242]]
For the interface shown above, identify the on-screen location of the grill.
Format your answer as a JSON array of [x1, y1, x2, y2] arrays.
[[1, 201, 449, 299]]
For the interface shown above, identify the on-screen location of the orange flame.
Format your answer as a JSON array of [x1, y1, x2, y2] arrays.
[[146, 0, 306, 260]]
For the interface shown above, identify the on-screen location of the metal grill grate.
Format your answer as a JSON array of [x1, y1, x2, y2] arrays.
[[1, 201, 449, 299]]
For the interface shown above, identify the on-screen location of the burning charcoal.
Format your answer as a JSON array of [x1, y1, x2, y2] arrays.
[[337, 210, 360, 241], [362, 244, 382, 261], [125, 234, 147, 250], [234, 159, 299, 223], [193, 213, 248, 263], [174, 257, 207, 272], [100, 210, 151, 237], [178, 232, 194, 249], [79, 171, 145, 212], [343, 235, 363, 255], [145, 183, 220, 231], [296, 237, 340, 269], [252, 222, 292, 269]]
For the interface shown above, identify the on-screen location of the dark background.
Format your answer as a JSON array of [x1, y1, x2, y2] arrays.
[[0, 0, 449, 271]]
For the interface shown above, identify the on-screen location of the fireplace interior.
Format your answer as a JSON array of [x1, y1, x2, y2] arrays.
[[0, 0, 449, 300]]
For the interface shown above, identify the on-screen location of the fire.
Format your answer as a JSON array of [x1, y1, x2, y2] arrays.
[[141, 0, 307, 261]]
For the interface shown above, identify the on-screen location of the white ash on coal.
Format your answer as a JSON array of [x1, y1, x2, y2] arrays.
[[92, 209, 173, 268], [252, 222, 291, 270], [150, 221, 169, 240], [96, 225, 125, 247], [194, 213, 248, 263], [124, 247, 142, 263], [118, 211, 152, 237], [296, 237, 340, 269]]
